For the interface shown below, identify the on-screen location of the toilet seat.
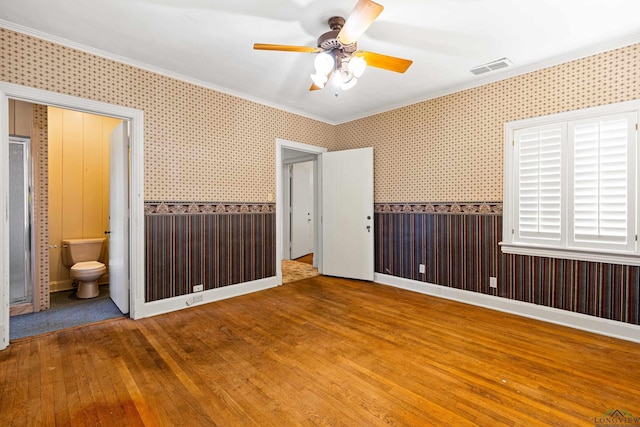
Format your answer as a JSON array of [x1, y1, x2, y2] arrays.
[[70, 261, 106, 299], [70, 261, 106, 280], [71, 261, 106, 273]]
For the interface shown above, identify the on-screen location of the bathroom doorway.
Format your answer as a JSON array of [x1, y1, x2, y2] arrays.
[[8, 105, 127, 340], [1, 83, 145, 350]]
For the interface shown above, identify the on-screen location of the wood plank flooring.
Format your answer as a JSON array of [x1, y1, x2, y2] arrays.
[[1, 275, 640, 426]]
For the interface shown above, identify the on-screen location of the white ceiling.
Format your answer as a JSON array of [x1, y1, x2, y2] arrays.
[[1, 0, 640, 124]]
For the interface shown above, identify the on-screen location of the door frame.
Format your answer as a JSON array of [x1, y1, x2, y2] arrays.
[[275, 139, 326, 285], [287, 161, 315, 260], [0, 82, 145, 350]]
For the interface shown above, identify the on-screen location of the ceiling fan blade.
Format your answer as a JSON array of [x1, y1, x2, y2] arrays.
[[253, 43, 321, 53], [355, 51, 413, 73], [337, 0, 384, 46]]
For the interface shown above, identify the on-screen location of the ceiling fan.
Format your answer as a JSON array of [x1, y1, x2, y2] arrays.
[[253, 0, 413, 92]]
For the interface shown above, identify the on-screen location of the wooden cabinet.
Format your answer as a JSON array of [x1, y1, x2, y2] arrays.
[[8, 99, 34, 137]]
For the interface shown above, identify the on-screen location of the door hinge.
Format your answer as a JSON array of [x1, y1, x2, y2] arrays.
[[512, 139, 515, 146], [511, 229, 515, 235]]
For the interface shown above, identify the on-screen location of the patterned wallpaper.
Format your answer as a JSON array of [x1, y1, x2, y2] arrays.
[[3, 27, 639, 203], [32, 104, 49, 310], [375, 210, 639, 326], [0, 28, 337, 202], [145, 204, 275, 302], [336, 43, 640, 202]]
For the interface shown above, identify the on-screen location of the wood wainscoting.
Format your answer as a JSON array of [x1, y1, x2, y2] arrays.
[[1, 276, 639, 426]]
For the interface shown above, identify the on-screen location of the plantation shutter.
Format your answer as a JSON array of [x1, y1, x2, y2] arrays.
[[504, 102, 640, 264], [570, 112, 636, 248], [514, 125, 563, 241]]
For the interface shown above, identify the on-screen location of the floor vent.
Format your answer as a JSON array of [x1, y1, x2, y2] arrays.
[[470, 58, 513, 76]]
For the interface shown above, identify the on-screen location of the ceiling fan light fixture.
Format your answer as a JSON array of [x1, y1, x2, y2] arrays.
[[314, 52, 334, 75], [254, 0, 413, 93], [310, 73, 328, 88], [340, 77, 358, 90], [348, 55, 367, 78]]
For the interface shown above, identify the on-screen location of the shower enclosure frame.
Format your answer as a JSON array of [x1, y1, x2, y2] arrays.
[[8, 135, 36, 313]]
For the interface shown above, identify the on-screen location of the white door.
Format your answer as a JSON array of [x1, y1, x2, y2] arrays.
[[290, 162, 314, 259], [109, 122, 129, 314], [321, 147, 374, 281]]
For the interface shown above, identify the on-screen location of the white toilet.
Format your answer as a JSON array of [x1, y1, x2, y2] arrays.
[[61, 238, 107, 299]]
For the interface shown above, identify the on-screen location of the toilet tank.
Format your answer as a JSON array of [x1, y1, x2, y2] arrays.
[[61, 238, 105, 266]]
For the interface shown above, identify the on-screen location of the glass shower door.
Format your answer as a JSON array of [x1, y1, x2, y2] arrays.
[[9, 136, 32, 305]]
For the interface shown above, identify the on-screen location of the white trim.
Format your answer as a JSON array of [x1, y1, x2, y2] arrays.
[[0, 92, 8, 349], [0, 82, 145, 350], [374, 273, 640, 344], [142, 277, 278, 318], [276, 139, 327, 286], [3, 20, 640, 125], [500, 243, 640, 266]]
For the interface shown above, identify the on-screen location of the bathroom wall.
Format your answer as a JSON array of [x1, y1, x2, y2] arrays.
[[33, 104, 49, 311], [47, 107, 121, 291]]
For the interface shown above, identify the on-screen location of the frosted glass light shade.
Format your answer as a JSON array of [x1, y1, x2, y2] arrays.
[[341, 76, 358, 90], [314, 52, 334, 75], [348, 56, 366, 78], [310, 73, 328, 88]]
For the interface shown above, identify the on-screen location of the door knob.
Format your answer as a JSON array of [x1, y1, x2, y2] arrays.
[[104, 231, 111, 235]]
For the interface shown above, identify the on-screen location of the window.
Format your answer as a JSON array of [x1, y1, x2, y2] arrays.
[[502, 101, 639, 265]]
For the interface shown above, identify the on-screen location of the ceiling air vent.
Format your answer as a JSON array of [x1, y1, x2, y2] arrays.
[[470, 58, 513, 76]]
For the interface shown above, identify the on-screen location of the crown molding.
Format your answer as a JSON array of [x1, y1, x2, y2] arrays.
[[0, 19, 335, 125], [335, 32, 640, 125], [2, 19, 639, 126]]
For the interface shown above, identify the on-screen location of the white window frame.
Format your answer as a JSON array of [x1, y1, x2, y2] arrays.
[[502, 100, 640, 266]]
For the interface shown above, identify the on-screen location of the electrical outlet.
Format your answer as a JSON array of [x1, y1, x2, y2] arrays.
[[489, 277, 498, 288], [193, 284, 204, 292], [186, 294, 204, 307], [419, 264, 426, 274]]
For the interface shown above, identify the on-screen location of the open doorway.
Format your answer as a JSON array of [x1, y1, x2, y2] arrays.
[[276, 139, 326, 285], [8, 105, 127, 340], [282, 160, 319, 284], [276, 140, 375, 287], [0, 82, 145, 351]]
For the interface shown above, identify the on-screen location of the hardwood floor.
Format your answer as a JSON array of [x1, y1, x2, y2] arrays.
[[1, 275, 639, 426], [293, 253, 313, 265]]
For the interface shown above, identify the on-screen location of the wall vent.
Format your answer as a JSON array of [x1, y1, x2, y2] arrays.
[[470, 58, 513, 76]]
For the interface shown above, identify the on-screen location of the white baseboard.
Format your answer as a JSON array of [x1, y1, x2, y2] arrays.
[[374, 273, 640, 344], [141, 276, 279, 318]]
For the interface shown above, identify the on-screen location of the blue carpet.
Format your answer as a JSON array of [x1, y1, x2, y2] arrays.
[[10, 285, 125, 340]]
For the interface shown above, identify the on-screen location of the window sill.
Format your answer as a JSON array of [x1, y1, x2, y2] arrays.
[[499, 242, 640, 267]]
